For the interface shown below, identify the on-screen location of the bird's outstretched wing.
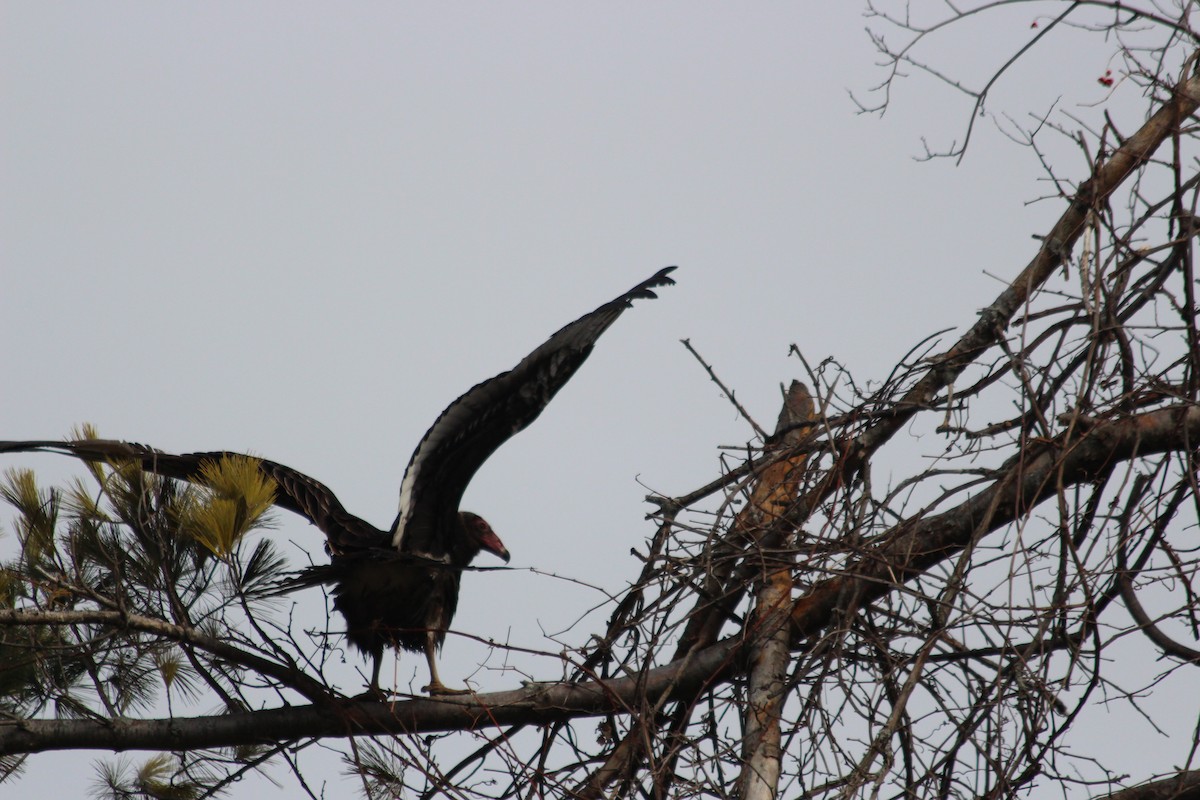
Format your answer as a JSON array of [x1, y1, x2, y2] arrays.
[[393, 266, 677, 556], [0, 439, 386, 552]]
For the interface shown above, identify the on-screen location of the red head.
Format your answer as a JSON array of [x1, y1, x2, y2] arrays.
[[459, 511, 510, 563]]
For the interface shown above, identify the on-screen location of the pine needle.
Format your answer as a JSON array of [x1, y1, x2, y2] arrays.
[[183, 456, 277, 559]]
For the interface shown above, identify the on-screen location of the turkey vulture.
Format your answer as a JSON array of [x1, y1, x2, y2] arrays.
[[0, 266, 675, 697]]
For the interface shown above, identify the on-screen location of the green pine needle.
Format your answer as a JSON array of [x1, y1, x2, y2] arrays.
[[68, 423, 107, 486], [183, 455, 277, 559], [0, 469, 58, 562], [134, 754, 202, 800]]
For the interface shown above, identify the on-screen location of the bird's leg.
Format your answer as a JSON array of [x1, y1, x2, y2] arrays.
[[352, 650, 389, 701], [422, 632, 469, 695], [370, 652, 384, 696]]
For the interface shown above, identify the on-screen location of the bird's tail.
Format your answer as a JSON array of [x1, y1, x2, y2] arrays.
[[256, 564, 340, 598]]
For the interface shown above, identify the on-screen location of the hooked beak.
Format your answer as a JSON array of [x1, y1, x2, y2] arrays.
[[478, 527, 510, 563], [486, 537, 511, 563]]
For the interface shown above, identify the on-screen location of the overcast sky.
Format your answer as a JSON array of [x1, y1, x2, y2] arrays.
[[2, 3, 1186, 797]]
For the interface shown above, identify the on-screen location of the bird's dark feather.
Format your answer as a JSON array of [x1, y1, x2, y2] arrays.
[[393, 266, 676, 556], [0, 440, 386, 553]]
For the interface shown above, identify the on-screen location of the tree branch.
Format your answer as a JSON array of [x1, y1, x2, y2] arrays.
[[791, 405, 1200, 640], [5, 402, 1194, 761], [0, 607, 335, 705]]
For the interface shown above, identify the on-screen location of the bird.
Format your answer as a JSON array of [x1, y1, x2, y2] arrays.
[[0, 266, 676, 697]]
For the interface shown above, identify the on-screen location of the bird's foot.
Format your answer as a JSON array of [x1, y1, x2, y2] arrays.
[[423, 681, 471, 696], [351, 685, 391, 702]]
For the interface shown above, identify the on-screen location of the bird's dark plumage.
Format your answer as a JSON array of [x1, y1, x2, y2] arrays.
[[393, 266, 677, 557], [0, 266, 675, 696]]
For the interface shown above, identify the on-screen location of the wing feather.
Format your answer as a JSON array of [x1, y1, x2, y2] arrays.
[[393, 266, 676, 554], [0, 439, 385, 552]]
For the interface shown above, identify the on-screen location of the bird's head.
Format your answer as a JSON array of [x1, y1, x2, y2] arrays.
[[459, 511, 511, 563]]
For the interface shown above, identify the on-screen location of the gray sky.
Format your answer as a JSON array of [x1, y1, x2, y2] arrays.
[[3, 3, 1183, 796]]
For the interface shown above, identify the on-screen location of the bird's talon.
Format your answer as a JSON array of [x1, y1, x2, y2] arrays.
[[423, 682, 472, 696]]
